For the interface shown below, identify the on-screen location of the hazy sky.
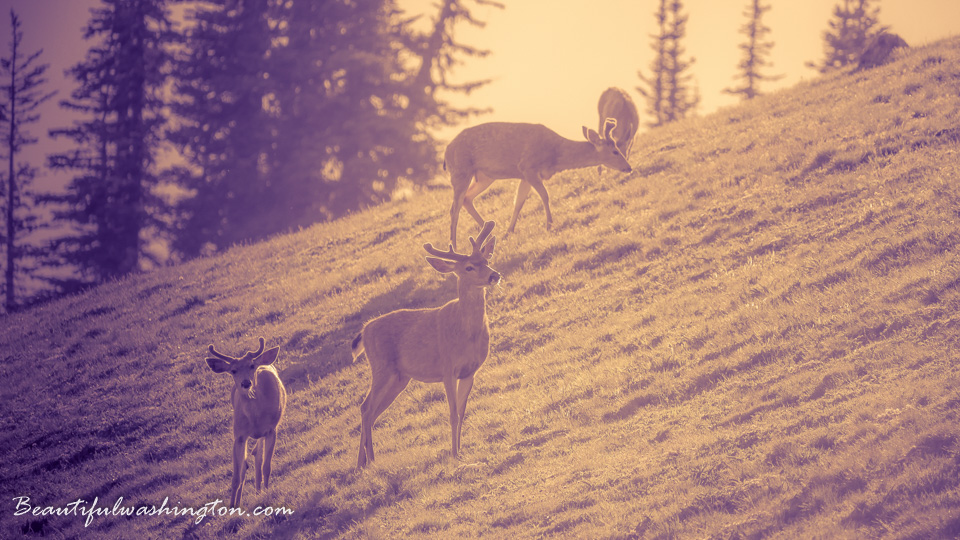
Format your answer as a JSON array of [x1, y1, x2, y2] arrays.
[[1, 0, 959, 165], [401, 0, 960, 140]]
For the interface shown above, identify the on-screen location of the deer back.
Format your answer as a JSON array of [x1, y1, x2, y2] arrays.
[[445, 122, 567, 179], [598, 87, 639, 155]]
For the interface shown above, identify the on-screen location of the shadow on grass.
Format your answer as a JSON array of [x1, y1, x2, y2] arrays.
[[280, 275, 455, 394], [254, 466, 428, 539]]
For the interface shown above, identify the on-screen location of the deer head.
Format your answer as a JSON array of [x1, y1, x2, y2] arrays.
[[423, 221, 500, 287], [206, 337, 280, 396]]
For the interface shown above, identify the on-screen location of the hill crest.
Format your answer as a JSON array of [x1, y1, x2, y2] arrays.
[[3, 36, 960, 539]]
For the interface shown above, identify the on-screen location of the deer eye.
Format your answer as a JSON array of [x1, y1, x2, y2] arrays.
[[465, 265, 475, 271]]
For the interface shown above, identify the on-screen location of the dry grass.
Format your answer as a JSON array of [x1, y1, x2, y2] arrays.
[[3, 37, 960, 539]]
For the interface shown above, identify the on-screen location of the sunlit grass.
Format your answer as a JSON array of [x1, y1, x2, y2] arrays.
[[3, 36, 960, 539]]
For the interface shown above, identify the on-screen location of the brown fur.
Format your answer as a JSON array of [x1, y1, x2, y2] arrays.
[[353, 223, 500, 468], [206, 338, 286, 507], [597, 87, 639, 175], [858, 32, 909, 70], [444, 122, 631, 248]]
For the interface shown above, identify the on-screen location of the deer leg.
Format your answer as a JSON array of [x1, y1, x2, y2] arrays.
[[358, 383, 379, 469], [358, 362, 390, 469], [527, 175, 553, 231], [253, 438, 264, 491], [443, 377, 462, 458], [463, 172, 495, 227], [358, 371, 410, 469], [507, 180, 533, 234], [450, 189, 465, 251], [449, 169, 475, 250], [261, 430, 277, 491], [230, 436, 249, 508], [455, 375, 475, 454], [358, 381, 378, 469]]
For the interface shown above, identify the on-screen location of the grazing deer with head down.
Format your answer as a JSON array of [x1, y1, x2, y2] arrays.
[[597, 87, 639, 176], [206, 337, 286, 508], [353, 221, 500, 469], [444, 121, 631, 249]]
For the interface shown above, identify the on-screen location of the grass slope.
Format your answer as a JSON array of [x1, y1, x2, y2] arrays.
[[4, 37, 960, 539]]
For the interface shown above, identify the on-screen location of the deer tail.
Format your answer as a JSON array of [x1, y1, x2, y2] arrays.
[[351, 333, 364, 361]]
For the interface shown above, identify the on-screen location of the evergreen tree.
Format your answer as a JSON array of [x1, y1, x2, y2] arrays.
[[268, 0, 435, 224], [1, 10, 56, 311], [406, 0, 504, 129], [168, 0, 276, 257], [46, 0, 174, 287], [810, 0, 885, 72], [637, 0, 667, 127], [169, 0, 501, 257], [637, 0, 698, 127], [663, 0, 699, 121], [724, 0, 782, 100]]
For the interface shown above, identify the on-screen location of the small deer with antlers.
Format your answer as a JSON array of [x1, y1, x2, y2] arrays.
[[353, 221, 501, 468], [444, 121, 632, 249], [205, 337, 286, 507], [597, 87, 639, 176]]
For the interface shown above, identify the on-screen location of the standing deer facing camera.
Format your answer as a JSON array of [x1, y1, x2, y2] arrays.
[[597, 87, 639, 176], [353, 221, 500, 469], [206, 337, 286, 508], [444, 121, 631, 249]]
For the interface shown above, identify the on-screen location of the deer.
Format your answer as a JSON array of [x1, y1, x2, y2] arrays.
[[857, 31, 909, 70], [444, 121, 631, 249], [596, 87, 639, 177], [353, 220, 500, 469], [205, 337, 287, 508]]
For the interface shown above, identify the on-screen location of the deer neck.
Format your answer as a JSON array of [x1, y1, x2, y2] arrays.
[[554, 139, 600, 173], [455, 283, 488, 332]]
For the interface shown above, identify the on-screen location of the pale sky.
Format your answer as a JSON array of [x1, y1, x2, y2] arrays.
[[1, 0, 959, 167], [402, 0, 960, 140]]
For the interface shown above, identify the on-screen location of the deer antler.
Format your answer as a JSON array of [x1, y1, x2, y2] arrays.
[[423, 242, 471, 262], [209, 337, 266, 361], [468, 221, 496, 258], [245, 337, 266, 359], [602, 117, 617, 140], [208, 344, 237, 362]]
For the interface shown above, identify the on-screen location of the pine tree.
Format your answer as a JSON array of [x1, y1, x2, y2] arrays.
[[406, 0, 504, 128], [268, 0, 436, 223], [47, 0, 173, 287], [169, 0, 501, 257], [663, 0, 699, 122], [1, 10, 56, 311], [724, 0, 782, 100], [168, 0, 276, 257], [637, 0, 668, 127], [810, 0, 885, 72], [637, 0, 698, 126]]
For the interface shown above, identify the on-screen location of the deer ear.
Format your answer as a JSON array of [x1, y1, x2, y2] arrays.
[[583, 126, 601, 145], [206, 358, 231, 373], [426, 257, 457, 274], [257, 346, 280, 366]]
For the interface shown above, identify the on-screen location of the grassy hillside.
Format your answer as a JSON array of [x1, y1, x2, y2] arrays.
[[4, 37, 960, 539]]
